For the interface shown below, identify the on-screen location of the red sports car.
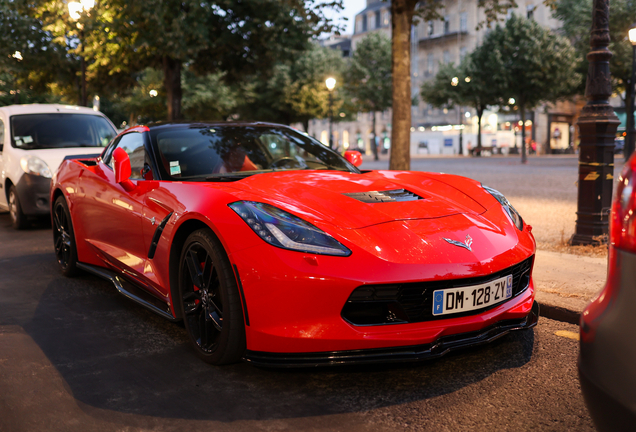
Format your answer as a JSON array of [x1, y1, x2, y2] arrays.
[[51, 122, 538, 366]]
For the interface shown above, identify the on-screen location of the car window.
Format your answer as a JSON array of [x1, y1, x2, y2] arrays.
[[151, 125, 356, 180], [10, 114, 116, 150], [106, 133, 150, 180]]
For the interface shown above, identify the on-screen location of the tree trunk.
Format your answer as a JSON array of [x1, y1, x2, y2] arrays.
[[372, 111, 379, 160], [520, 105, 527, 164], [389, 0, 416, 171], [302, 119, 310, 134], [476, 108, 483, 157], [163, 56, 182, 121]]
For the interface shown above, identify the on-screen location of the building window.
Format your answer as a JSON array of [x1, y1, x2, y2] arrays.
[[460, 12, 468, 32], [443, 50, 450, 64], [527, 5, 535, 20], [428, 21, 434, 36], [362, 14, 367, 32], [444, 16, 450, 34], [383, 10, 390, 26], [427, 54, 435, 75], [460, 46, 467, 60], [375, 10, 381, 29]]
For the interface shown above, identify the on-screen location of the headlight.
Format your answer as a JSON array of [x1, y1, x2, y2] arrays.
[[229, 201, 352, 256], [482, 185, 523, 230], [20, 156, 52, 178]]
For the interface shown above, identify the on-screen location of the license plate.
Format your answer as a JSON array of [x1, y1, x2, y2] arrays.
[[432, 274, 513, 316]]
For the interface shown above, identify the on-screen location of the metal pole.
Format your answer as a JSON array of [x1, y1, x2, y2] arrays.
[[328, 91, 334, 149], [80, 28, 86, 107], [571, 0, 620, 245], [458, 106, 463, 156], [626, 44, 636, 159]]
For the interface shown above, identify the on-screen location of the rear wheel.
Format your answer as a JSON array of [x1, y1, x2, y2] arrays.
[[53, 196, 79, 277], [179, 229, 246, 365], [8, 185, 28, 229]]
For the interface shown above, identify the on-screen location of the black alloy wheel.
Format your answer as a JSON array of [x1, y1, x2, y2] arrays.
[[179, 229, 245, 365], [53, 196, 79, 276], [8, 185, 28, 229]]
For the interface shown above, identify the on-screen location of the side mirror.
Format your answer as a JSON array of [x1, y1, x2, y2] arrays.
[[113, 147, 135, 191], [344, 150, 363, 167]]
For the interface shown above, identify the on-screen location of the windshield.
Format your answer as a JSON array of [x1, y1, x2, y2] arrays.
[[11, 113, 117, 150], [151, 125, 358, 180]]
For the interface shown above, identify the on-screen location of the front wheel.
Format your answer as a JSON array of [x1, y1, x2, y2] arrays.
[[179, 229, 246, 365], [53, 196, 79, 276], [8, 185, 28, 229]]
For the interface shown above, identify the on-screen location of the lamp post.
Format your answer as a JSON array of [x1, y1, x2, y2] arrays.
[[68, 0, 95, 107], [325, 77, 336, 149], [626, 24, 636, 159], [571, 0, 620, 245]]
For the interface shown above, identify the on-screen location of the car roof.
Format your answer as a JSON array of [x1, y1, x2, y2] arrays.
[[146, 121, 293, 131], [0, 104, 106, 117]]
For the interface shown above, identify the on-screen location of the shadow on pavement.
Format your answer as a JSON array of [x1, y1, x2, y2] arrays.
[[18, 271, 535, 422]]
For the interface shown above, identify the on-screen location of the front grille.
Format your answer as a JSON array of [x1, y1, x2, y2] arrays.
[[342, 256, 534, 326], [343, 189, 423, 203]]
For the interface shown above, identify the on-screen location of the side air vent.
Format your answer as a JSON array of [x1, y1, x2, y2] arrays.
[[343, 189, 423, 203]]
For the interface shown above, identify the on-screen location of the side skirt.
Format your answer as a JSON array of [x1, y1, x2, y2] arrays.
[[76, 262, 178, 322]]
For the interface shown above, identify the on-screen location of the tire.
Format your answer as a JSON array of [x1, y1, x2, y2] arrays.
[[8, 185, 28, 229], [178, 229, 246, 365], [53, 196, 79, 277]]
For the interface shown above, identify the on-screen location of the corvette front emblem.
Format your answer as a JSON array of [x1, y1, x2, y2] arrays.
[[443, 235, 473, 252]]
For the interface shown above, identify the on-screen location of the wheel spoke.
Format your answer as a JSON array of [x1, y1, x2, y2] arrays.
[[185, 249, 203, 288], [209, 309, 223, 332], [55, 236, 64, 254], [202, 255, 215, 290], [199, 308, 210, 348], [53, 208, 62, 231]]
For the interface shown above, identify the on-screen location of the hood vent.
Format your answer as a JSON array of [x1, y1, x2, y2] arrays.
[[343, 189, 423, 203]]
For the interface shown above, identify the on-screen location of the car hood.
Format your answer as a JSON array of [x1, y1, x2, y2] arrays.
[[226, 170, 487, 229]]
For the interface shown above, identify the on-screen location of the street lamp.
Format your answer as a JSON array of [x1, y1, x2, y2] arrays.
[[325, 77, 336, 149], [68, 0, 95, 107], [571, 0, 620, 245], [626, 23, 636, 159]]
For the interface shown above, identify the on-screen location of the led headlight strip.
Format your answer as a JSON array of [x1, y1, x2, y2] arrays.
[[482, 185, 524, 230], [229, 201, 351, 256]]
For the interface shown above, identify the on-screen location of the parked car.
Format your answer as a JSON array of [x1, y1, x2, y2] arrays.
[[0, 104, 117, 228], [51, 122, 538, 366], [579, 151, 636, 430]]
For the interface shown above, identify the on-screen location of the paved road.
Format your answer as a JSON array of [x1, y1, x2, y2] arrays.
[[0, 214, 593, 431]]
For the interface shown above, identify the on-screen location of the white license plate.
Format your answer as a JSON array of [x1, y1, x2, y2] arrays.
[[432, 274, 513, 316]]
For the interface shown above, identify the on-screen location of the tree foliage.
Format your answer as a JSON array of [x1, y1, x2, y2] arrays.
[[0, 0, 71, 105], [480, 14, 580, 162], [420, 53, 503, 153], [552, 0, 636, 97]]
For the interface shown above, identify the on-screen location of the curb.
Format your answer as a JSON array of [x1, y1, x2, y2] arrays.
[[537, 302, 581, 325]]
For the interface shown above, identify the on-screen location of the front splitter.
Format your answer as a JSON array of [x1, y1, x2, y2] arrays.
[[245, 301, 539, 368]]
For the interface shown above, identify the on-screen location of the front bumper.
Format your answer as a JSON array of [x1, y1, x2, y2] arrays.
[[245, 301, 538, 367], [16, 173, 51, 216]]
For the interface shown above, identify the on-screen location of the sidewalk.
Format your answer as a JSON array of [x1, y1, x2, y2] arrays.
[[533, 249, 606, 324]]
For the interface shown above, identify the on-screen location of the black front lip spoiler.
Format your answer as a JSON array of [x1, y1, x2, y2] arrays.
[[245, 301, 539, 368]]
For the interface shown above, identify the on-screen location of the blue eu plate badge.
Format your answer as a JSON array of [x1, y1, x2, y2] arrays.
[[506, 275, 513, 297], [433, 291, 444, 315]]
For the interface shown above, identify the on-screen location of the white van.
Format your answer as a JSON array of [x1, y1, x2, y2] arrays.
[[0, 104, 117, 228]]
